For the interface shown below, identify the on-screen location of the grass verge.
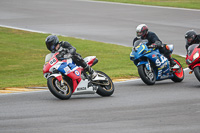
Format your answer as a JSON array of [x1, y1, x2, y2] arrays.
[[0, 27, 186, 89], [94, 0, 200, 9]]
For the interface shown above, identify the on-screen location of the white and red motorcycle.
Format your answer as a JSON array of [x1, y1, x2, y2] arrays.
[[43, 52, 114, 100]]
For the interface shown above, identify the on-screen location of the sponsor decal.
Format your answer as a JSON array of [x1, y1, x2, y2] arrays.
[[49, 58, 57, 66], [156, 55, 168, 67], [158, 69, 162, 77], [64, 66, 71, 74], [160, 75, 169, 79], [77, 87, 86, 91], [74, 70, 80, 76], [163, 68, 170, 73]]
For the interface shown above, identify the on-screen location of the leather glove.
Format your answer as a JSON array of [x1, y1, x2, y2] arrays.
[[56, 50, 66, 60], [64, 53, 72, 59], [148, 43, 157, 48]]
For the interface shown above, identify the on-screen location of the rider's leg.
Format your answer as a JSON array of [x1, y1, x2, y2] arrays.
[[159, 44, 176, 67], [165, 54, 176, 67], [72, 53, 97, 78]]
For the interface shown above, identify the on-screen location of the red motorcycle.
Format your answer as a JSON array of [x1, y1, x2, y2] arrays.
[[43, 52, 114, 100], [186, 43, 200, 81]]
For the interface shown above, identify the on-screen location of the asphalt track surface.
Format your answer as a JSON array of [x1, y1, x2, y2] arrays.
[[1, 0, 200, 132]]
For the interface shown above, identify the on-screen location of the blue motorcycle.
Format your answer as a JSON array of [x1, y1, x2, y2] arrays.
[[130, 40, 184, 85]]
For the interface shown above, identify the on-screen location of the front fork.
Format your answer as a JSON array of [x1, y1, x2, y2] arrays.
[[147, 59, 152, 71], [48, 73, 65, 86], [137, 59, 154, 80]]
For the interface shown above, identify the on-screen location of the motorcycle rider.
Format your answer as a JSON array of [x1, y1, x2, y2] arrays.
[[133, 24, 176, 67], [185, 30, 200, 50], [45, 35, 97, 79]]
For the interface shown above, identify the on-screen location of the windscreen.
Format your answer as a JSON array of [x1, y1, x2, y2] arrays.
[[45, 53, 54, 63], [187, 44, 199, 56], [133, 39, 148, 47]]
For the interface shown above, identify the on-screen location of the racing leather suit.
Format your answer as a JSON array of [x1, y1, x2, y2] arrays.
[[56, 41, 95, 75]]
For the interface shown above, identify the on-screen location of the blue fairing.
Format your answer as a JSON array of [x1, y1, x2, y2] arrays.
[[58, 61, 77, 75], [130, 40, 174, 81], [137, 61, 150, 70]]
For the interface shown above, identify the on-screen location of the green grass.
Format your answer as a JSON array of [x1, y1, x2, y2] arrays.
[[95, 0, 200, 9], [0, 27, 186, 89]]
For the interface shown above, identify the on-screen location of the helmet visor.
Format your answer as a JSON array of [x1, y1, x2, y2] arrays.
[[137, 31, 142, 36], [45, 41, 55, 52], [136, 31, 143, 38], [185, 37, 193, 43]]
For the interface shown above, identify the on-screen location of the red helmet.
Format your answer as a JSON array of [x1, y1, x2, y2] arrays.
[[136, 24, 148, 38]]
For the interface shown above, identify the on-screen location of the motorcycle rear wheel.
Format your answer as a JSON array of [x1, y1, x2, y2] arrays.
[[47, 77, 72, 100], [194, 66, 200, 82], [138, 64, 156, 85], [171, 58, 184, 82], [95, 71, 114, 97]]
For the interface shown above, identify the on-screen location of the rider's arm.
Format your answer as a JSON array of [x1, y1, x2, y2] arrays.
[[60, 41, 76, 55], [133, 37, 138, 46], [153, 41, 162, 48], [150, 32, 162, 48], [185, 44, 189, 51]]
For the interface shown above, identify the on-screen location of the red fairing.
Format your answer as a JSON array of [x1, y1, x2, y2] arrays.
[[43, 53, 59, 74], [87, 57, 96, 66], [56, 75, 62, 82], [187, 48, 198, 61], [186, 45, 200, 70], [185, 55, 188, 62], [191, 63, 200, 70], [43, 64, 50, 74], [67, 67, 82, 92]]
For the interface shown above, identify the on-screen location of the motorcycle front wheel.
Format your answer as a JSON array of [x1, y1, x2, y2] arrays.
[[194, 66, 200, 82], [138, 64, 156, 85], [95, 71, 114, 97], [47, 77, 72, 100]]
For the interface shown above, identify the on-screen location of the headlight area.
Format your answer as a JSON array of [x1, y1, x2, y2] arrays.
[[193, 51, 199, 61], [186, 51, 199, 64], [133, 47, 138, 52]]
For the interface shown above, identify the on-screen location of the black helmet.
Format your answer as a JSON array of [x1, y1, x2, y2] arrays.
[[185, 30, 197, 44], [136, 24, 148, 38], [45, 35, 59, 52]]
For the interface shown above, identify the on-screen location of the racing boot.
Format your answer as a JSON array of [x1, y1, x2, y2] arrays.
[[167, 54, 176, 67], [84, 65, 98, 80], [170, 59, 176, 67]]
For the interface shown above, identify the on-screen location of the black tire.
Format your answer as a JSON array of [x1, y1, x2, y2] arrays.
[[171, 58, 184, 82], [194, 66, 200, 82], [138, 64, 156, 85], [47, 76, 72, 100], [96, 71, 114, 97]]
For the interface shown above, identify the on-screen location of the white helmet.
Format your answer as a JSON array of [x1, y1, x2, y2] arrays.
[[136, 24, 148, 38]]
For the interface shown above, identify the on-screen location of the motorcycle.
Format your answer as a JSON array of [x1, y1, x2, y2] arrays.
[[130, 40, 184, 85], [43, 51, 114, 100], [186, 43, 200, 82]]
